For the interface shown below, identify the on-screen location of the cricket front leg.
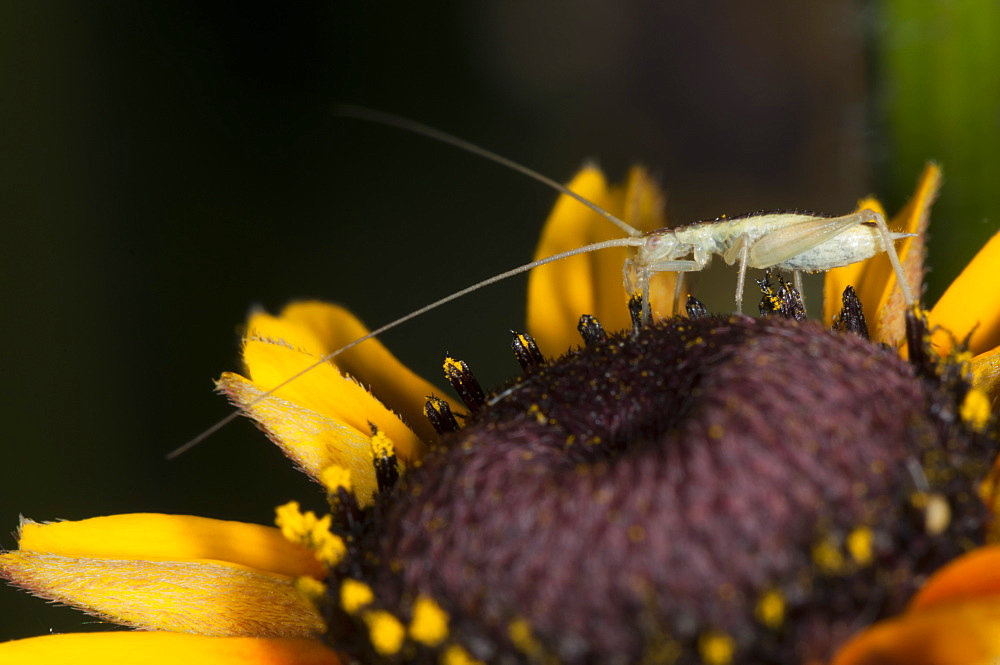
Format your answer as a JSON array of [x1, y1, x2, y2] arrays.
[[646, 258, 709, 320]]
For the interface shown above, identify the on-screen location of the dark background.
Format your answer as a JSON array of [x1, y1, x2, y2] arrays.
[[1, 2, 987, 640]]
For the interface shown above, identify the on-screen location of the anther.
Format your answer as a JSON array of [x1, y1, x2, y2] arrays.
[[510, 330, 545, 370], [905, 307, 937, 380], [832, 286, 870, 340], [685, 296, 709, 319], [758, 272, 806, 321], [577, 315, 607, 347], [628, 293, 644, 332], [325, 472, 363, 536], [424, 396, 460, 435], [443, 356, 486, 412], [368, 423, 400, 494]]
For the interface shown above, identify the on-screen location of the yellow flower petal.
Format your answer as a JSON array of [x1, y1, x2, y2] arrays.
[[0, 632, 341, 665], [248, 302, 455, 443], [16, 514, 325, 580], [929, 230, 1000, 357], [832, 599, 1000, 665], [240, 335, 420, 455], [526, 166, 673, 356], [220, 332, 422, 502], [217, 368, 381, 502], [0, 552, 324, 637]]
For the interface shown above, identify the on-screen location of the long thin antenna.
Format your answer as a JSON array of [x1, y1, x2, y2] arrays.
[[335, 105, 642, 238], [167, 236, 641, 459]]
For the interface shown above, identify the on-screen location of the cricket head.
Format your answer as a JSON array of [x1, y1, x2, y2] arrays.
[[639, 228, 689, 265]]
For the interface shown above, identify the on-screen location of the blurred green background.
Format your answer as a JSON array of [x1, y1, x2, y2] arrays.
[[1, 2, 996, 641]]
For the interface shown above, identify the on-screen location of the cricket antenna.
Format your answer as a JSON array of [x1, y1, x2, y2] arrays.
[[169, 106, 647, 459], [167, 237, 640, 460], [334, 105, 643, 238]]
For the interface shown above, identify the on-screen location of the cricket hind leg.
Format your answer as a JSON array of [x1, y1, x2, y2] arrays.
[[868, 210, 915, 307]]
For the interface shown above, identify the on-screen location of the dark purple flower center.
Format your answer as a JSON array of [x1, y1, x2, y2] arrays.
[[330, 314, 994, 665]]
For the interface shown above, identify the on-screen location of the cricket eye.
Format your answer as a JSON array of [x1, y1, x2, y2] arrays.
[[643, 231, 671, 255]]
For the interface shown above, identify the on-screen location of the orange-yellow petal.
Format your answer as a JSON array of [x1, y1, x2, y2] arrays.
[[0, 551, 324, 637], [832, 598, 1000, 665], [248, 302, 455, 443], [0, 632, 340, 665], [527, 166, 618, 355], [907, 545, 1000, 612], [15, 514, 325, 580], [527, 166, 672, 356], [929, 230, 1000, 357]]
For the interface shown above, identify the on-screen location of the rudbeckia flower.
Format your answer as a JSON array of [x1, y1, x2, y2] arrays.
[[2, 164, 999, 665]]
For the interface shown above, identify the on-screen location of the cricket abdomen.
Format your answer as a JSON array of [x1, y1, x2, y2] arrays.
[[772, 224, 884, 271]]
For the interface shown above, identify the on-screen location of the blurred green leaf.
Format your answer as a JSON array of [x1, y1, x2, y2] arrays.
[[875, 0, 1000, 301]]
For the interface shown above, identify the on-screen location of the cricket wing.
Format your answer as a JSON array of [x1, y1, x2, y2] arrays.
[[747, 213, 874, 269]]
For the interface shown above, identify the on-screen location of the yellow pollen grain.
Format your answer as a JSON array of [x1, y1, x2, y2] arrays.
[[508, 617, 542, 656], [320, 464, 353, 494], [443, 357, 464, 374], [698, 630, 735, 665], [364, 610, 406, 656], [960, 387, 991, 431], [628, 525, 646, 543], [409, 595, 450, 647], [315, 531, 347, 566], [340, 578, 375, 614], [275, 501, 310, 541], [370, 429, 396, 460], [846, 527, 874, 566], [442, 644, 486, 665], [275, 501, 343, 564], [954, 349, 975, 374], [755, 589, 785, 629], [924, 493, 952, 535], [295, 575, 327, 603], [528, 403, 546, 424], [812, 538, 845, 575], [707, 424, 724, 440]]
